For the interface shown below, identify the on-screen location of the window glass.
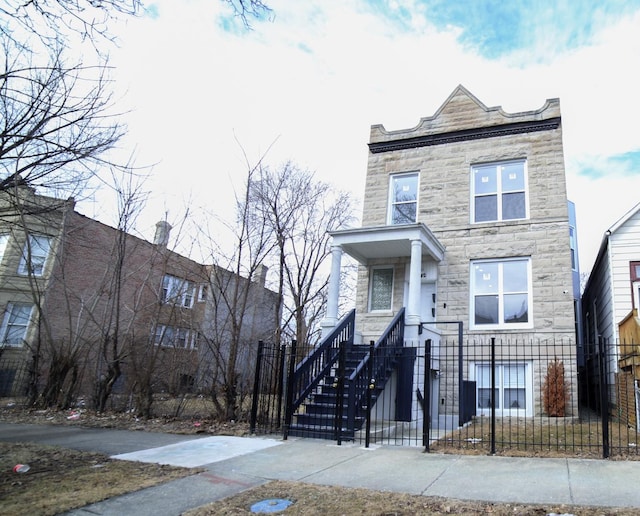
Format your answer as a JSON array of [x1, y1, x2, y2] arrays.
[[1, 303, 33, 346], [18, 235, 51, 276], [503, 260, 528, 292], [474, 166, 497, 195], [476, 365, 499, 409], [472, 258, 531, 328], [472, 161, 527, 223], [474, 195, 497, 222], [473, 262, 498, 294], [370, 268, 393, 311], [502, 192, 526, 220], [504, 364, 526, 409], [476, 363, 528, 412], [389, 174, 418, 225], [154, 324, 195, 349], [161, 275, 195, 308], [501, 163, 525, 191], [0, 235, 8, 265], [474, 295, 499, 325]]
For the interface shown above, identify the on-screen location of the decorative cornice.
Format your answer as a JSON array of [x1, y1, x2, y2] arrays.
[[368, 117, 561, 154]]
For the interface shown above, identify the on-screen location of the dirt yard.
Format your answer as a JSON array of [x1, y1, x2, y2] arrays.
[[2, 404, 639, 515]]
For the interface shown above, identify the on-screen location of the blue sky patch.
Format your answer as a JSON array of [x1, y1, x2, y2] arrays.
[[578, 150, 640, 178], [367, 0, 640, 61], [143, 3, 159, 19]]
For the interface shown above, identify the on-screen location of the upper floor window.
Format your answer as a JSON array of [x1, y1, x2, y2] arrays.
[[161, 274, 195, 308], [369, 266, 394, 311], [388, 173, 418, 225], [0, 302, 34, 347], [471, 160, 527, 223], [18, 235, 52, 276], [471, 258, 532, 329]]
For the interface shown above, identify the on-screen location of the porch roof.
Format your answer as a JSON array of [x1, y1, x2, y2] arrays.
[[329, 223, 445, 265]]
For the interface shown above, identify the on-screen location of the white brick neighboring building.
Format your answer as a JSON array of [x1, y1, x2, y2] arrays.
[[322, 85, 579, 420]]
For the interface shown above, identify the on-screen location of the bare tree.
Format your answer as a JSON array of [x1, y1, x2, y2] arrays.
[[251, 163, 355, 358], [0, 0, 273, 197], [1, 0, 271, 48], [198, 159, 278, 421], [0, 36, 126, 199]]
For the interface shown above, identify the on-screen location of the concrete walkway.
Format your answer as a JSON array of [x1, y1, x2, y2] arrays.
[[1, 422, 640, 515]]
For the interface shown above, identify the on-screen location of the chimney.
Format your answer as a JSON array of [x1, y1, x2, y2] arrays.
[[254, 264, 268, 287], [154, 220, 172, 247]]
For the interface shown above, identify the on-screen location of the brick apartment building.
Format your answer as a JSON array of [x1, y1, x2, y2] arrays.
[[0, 182, 279, 405]]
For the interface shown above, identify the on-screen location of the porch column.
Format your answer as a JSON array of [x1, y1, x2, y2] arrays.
[[321, 245, 343, 338], [406, 238, 422, 329]]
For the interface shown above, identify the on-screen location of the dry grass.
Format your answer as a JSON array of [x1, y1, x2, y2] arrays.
[[187, 480, 640, 515], [3, 402, 640, 515], [430, 417, 640, 459], [0, 442, 200, 516]]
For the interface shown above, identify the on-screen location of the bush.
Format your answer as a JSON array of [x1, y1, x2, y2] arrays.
[[542, 357, 568, 417]]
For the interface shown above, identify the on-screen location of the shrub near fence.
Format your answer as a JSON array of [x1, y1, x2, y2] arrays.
[[422, 336, 640, 459]]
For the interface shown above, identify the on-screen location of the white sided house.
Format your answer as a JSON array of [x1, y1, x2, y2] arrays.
[[582, 201, 640, 349]]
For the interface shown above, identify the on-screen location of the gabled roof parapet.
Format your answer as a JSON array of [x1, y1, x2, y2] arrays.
[[369, 84, 561, 153]]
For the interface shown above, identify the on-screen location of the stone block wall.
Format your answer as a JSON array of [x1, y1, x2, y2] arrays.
[[356, 86, 575, 343]]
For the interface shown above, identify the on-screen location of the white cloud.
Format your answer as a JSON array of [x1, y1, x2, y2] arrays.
[[91, 0, 640, 274]]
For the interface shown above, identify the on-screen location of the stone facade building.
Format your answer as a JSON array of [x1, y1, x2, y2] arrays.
[[322, 85, 579, 420]]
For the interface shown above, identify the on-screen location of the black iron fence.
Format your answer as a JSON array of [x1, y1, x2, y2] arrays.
[[251, 333, 640, 459], [0, 357, 30, 397]]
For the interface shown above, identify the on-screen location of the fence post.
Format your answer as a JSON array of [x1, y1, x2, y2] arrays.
[[283, 340, 297, 441], [424, 339, 432, 452], [457, 323, 464, 429], [365, 340, 374, 448], [490, 336, 496, 455], [335, 340, 347, 445], [276, 344, 286, 428], [249, 340, 264, 434], [598, 336, 610, 458]]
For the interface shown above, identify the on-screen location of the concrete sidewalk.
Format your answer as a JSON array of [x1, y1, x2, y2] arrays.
[[2, 422, 640, 515]]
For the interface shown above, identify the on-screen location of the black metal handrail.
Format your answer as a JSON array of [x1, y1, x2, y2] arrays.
[[345, 308, 405, 433], [285, 309, 355, 427]]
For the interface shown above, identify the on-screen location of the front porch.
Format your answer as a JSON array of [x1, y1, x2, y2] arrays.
[[321, 223, 446, 343]]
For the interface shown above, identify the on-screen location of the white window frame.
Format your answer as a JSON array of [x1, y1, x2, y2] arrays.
[[387, 172, 419, 225], [471, 160, 528, 223], [470, 257, 533, 330], [0, 234, 9, 266], [198, 284, 208, 302], [369, 266, 394, 312], [633, 281, 640, 313], [0, 303, 34, 347], [153, 324, 197, 349], [470, 361, 533, 417], [18, 235, 52, 277], [161, 274, 196, 308]]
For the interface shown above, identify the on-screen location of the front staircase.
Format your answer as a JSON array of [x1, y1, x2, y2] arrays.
[[285, 309, 405, 441]]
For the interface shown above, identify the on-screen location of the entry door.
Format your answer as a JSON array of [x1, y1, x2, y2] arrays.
[[421, 282, 436, 323]]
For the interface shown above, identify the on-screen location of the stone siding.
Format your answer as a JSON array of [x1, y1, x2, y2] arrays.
[[357, 86, 575, 343]]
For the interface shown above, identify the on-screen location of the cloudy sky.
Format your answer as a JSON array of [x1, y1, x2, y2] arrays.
[[93, 0, 640, 276]]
